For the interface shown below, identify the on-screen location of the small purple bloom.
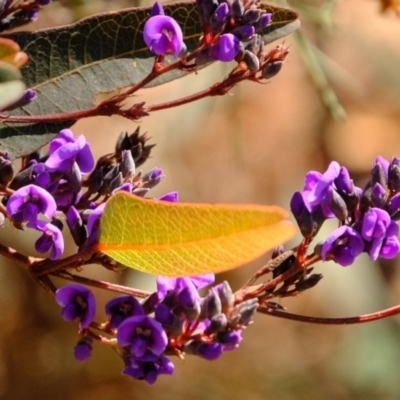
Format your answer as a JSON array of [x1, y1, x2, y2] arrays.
[[361, 208, 399, 260], [74, 336, 93, 361], [123, 354, 174, 384], [143, 15, 184, 57], [218, 330, 243, 351], [306, 161, 340, 206], [377, 222, 400, 259], [321, 226, 364, 266], [117, 315, 168, 357], [28, 219, 64, 260], [105, 296, 145, 329], [334, 166, 353, 194], [210, 34, 241, 62], [361, 208, 391, 241], [55, 284, 96, 329], [7, 184, 56, 223], [187, 341, 223, 360], [46, 129, 95, 174]]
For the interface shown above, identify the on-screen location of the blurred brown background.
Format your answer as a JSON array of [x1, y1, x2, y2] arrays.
[[1, 0, 400, 399]]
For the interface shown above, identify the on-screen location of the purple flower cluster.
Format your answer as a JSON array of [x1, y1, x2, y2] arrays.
[[143, 0, 275, 72], [56, 275, 256, 384], [291, 157, 400, 266], [4, 126, 167, 260]]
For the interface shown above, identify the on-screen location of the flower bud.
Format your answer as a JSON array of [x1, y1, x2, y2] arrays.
[[295, 273, 323, 292], [119, 150, 135, 179], [261, 60, 283, 79], [200, 288, 222, 320], [242, 9, 263, 24], [290, 191, 315, 238], [215, 281, 234, 314], [243, 50, 260, 73], [74, 336, 93, 361], [389, 157, 400, 191], [231, 0, 244, 19]]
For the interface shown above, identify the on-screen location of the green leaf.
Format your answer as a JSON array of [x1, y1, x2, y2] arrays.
[[97, 192, 296, 277], [1, 1, 299, 159]]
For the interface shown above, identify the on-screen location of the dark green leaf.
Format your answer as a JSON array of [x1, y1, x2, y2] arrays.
[[1, 1, 299, 159]]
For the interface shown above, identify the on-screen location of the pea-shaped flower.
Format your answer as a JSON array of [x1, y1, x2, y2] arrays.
[[55, 284, 96, 329], [117, 315, 168, 357], [321, 226, 364, 266], [7, 184, 56, 223], [210, 34, 241, 62], [28, 220, 64, 260], [143, 13, 184, 57]]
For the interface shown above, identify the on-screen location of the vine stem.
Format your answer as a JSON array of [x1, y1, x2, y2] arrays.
[[258, 304, 400, 325], [52, 271, 151, 298], [0, 50, 202, 124]]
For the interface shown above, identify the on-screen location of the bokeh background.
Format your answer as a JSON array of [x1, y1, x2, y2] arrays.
[[1, 0, 400, 399]]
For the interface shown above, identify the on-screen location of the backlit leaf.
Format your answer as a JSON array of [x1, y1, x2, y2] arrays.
[[1, 1, 299, 159], [0, 62, 25, 110], [97, 192, 296, 277]]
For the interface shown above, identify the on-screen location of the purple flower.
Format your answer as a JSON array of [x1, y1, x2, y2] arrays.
[[28, 220, 64, 260], [7, 184, 56, 223], [74, 336, 93, 361], [217, 330, 243, 351], [143, 14, 184, 57], [45, 129, 95, 174], [376, 222, 400, 259], [361, 208, 391, 241], [117, 316, 168, 357], [105, 296, 145, 329], [306, 161, 340, 207], [321, 226, 364, 266], [210, 34, 241, 62], [361, 208, 400, 260], [55, 284, 96, 329], [185, 341, 223, 360], [123, 354, 174, 384]]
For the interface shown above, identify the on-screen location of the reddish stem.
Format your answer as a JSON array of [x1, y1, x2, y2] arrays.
[[258, 304, 400, 324], [52, 271, 151, 298]]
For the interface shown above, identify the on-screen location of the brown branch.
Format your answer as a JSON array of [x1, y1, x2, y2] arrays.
[[258, 304, 400, 325], [52, 271, 151, 298]]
